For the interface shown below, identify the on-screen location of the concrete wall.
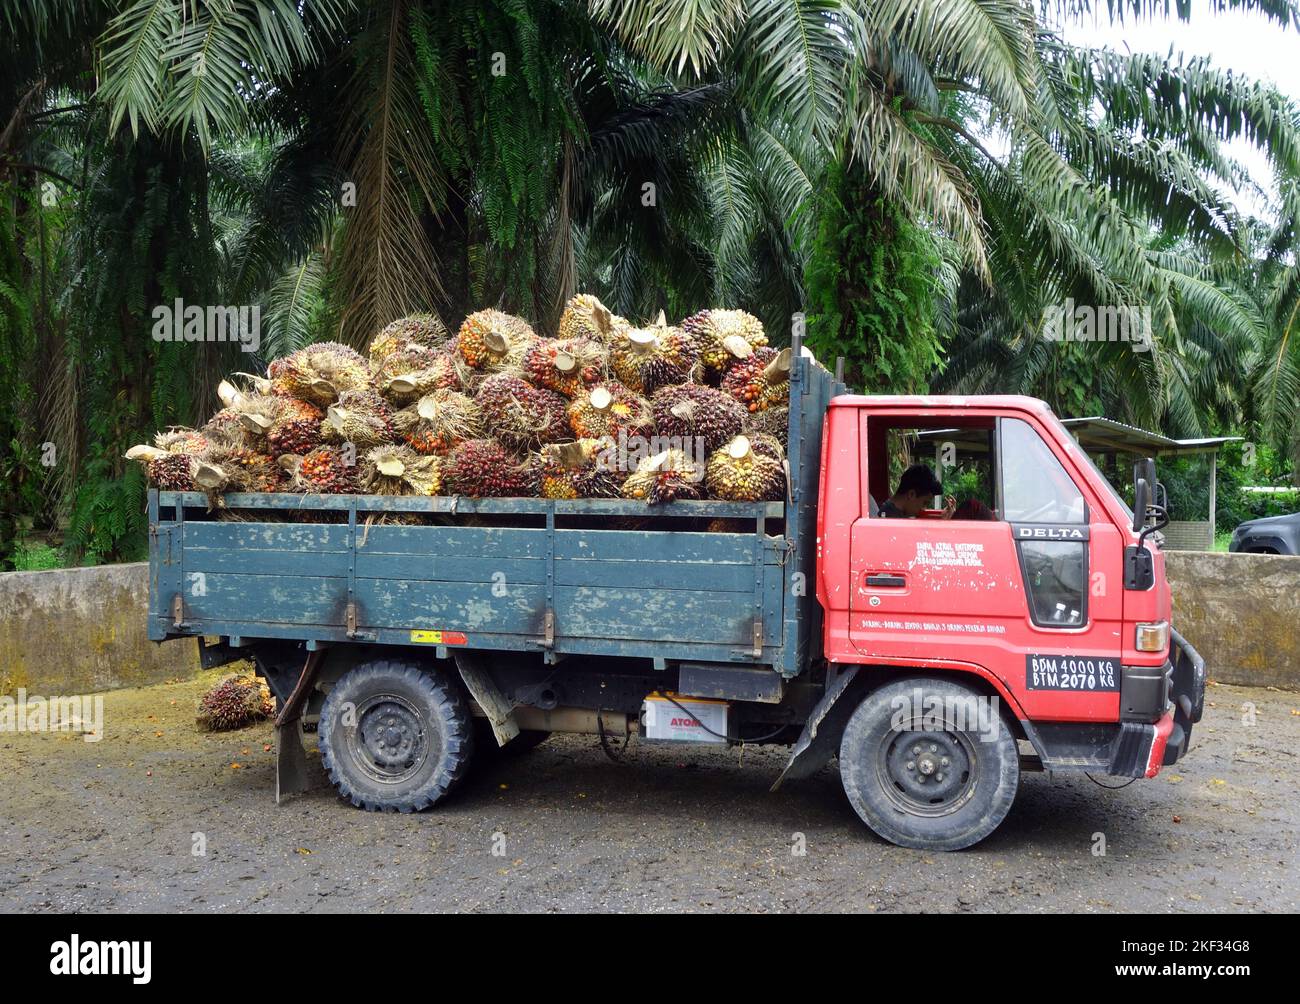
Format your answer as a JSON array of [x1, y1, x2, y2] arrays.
[[1165, 550, 1300, 690], [0, 562, 198, 696]]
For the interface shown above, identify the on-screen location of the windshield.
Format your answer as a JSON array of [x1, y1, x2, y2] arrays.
[[1044, 414, 1135, 521]]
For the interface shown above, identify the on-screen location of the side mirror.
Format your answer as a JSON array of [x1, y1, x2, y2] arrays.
[[1133, 477, 1149, 533], [1132, 457, 1156, 532]]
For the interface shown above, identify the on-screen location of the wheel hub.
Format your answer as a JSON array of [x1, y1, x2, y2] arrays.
[[879, 728, 975, 817], [350, 696, 429, 783]]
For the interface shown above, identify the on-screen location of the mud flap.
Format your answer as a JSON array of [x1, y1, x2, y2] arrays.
[[771, 666, 860, 791], [273, 650, 324, 804], [453, 651, 520, 746], [276, 719, 313, 804]]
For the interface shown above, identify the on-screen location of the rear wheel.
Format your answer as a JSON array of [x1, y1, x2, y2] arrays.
[[319, 658, 474, 812], [838, 677, 1019, 851]]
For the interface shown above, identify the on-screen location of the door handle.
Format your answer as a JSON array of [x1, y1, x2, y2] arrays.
[[865, 573, 907, 588]]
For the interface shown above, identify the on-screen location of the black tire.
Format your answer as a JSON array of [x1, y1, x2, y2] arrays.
[[318, 658, 474, 812], [838, 677, 1019, 851], [473, 720, 552, 757]]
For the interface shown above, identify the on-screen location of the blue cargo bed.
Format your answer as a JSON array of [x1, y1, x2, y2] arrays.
[[148, 348, 842, 680]]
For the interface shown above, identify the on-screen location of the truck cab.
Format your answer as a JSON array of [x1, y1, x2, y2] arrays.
[[809, 394, 1205, 848]]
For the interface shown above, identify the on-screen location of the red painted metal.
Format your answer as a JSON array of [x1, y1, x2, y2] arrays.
[[816, 395, 1173, 768]]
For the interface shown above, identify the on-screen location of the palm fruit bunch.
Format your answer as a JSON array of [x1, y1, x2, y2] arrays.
[[367, 313, 450, 365], [742, 404, 789, 448], [609, 312, 699, 395], [214, 379, 282, 443], [456, 309, 538, 372], [202, 443, 284, 493], [289, 445, 358, 494], [475, 373, 570, 450], [266, 398, 325, 457], [621, 448, 706, 505], [153, 428, 212, 457], [268, 342, 370, 406], [558, 293, 626, 344], [567, 382, 654, 441], [125, 446, 201, 491], [443, 439, 540, 498], [125, 432, 227, 492], [391, 389, 483, 455], [196, 673, 275, 732], [681, 308, 768, 381], [720, 345, 792, 412], [539, 438, 623, 500], [359, 445, 443, 496], [522, 337, 607, 397], [322, 389, 395, 450], [373, 343, 451, 406], [651, 383, 747, 454], [705, 434, 786, 502]]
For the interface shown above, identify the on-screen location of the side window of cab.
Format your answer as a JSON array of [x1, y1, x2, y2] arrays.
[[1000, 418, 1089, 627]]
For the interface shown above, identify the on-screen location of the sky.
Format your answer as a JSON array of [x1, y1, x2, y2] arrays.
[[1055, 1, 1300, 218]]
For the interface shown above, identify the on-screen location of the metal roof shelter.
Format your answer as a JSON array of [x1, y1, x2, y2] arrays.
[[917, 417, 1241, 551], [1062, 418, 1241, 551]]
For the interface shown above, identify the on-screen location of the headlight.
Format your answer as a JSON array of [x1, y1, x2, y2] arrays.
[[1136, 621, 1169, 652]]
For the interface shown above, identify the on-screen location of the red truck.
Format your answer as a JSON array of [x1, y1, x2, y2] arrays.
[[150, 341, 1205, 851]]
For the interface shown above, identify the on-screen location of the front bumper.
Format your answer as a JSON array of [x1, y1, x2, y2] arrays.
[[1111, 628, 1206, 777]]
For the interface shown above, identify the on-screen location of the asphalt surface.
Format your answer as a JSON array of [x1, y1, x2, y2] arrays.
[[2, 672, 1297, 913]]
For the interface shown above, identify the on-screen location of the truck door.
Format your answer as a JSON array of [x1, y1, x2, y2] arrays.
[[848, 411, 1124, 721]]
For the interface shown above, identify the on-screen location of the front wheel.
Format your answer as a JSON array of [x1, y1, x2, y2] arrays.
[[319, 658, 475, 812], [838, 677, 1019, 851]]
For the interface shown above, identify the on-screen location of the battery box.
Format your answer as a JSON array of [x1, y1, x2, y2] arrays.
[[642, 693, 729, 744]]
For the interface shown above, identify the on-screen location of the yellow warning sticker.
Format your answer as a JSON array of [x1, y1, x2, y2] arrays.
[[410, 630, 442, 644]]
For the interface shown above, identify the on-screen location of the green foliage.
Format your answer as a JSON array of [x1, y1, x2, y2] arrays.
[[1160, 442, 1300, 530], [804, 160, 944, 392]]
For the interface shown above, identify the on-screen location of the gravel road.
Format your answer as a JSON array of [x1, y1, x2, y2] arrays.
[[3, 671, 1296, 913]]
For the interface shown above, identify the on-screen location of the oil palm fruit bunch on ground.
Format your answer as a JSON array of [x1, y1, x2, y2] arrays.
[[443, 439, 540, 497], [705, 434, 786, 502], [268, 342, 370, 407], [523, 337, 607, 397], [322, 389, 395, 450], [651, 383, 747, 454], [196, 673, 275, 732], [621, 448, 706, 504], [558, 293, 626, 344], [359, 445, 443, 496], [367, 313, 450, 365], [567, 382, 654, 441], [742, 405, 789, 448], [285, 445, 358, 494], [475, 373, 570, 450], [392, 389, 483, 455], [720, 346, 792, 412], [610, 312, 699, 395], [539, 438, 623, 499], [681, 309, 768, 381], [456, 309, 538, 372]]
